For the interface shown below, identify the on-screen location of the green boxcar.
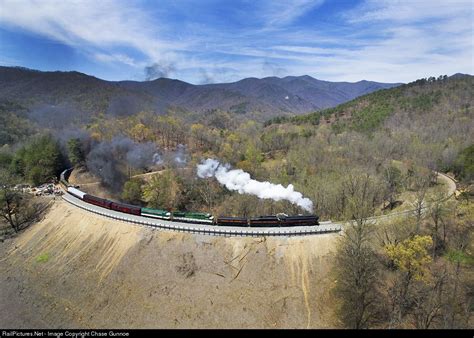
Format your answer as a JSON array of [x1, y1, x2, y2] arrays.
[[141, 207, 171, 220]]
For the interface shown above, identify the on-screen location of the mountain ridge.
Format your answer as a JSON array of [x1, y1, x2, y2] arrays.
[[265, 72, 474, 134], [0, 66, 402, 122]]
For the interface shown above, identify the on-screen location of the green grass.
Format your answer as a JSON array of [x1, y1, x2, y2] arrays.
[[36, 252, 50, 263]]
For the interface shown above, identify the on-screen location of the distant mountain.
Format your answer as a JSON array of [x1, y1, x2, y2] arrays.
[[119, 74, 401, 116], [0, 67, 156, 122], [0, 66, 401, 124], [449, 73, 471, 79], [206, 75, 401, 113], [266, 73, 474, 134]]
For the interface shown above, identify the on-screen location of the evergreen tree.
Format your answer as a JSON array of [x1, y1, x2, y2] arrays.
[[67, 138, 85, 166]]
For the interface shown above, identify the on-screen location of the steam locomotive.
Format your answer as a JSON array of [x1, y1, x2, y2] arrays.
[[60, 169, 319, 227]]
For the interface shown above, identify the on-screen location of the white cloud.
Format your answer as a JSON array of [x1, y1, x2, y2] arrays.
[[347, 0, 472, 23], [0, 0, 181, 64], [213, 0, 473, 82], [272, 45, 346, 56], [93, 53, 140, 67], [0, 0, 471, 83], [259, 0, 325, 28]]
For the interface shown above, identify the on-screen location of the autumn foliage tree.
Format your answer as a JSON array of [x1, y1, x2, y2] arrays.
[[385, 235, 433, 327], [142, 170, 182, 210]]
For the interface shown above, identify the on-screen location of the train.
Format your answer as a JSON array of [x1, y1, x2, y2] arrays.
[[215, 214, 320, 227], [59, 169, 319, 227]]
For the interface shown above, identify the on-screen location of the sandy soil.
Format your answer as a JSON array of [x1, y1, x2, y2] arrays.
[[67, 168, 113, 199], [0, 200, 340, 329]]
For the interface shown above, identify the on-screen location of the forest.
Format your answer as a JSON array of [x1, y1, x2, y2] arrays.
[[0, 74, 472, 328]]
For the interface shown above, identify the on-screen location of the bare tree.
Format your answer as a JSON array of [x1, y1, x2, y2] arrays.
[[409, 171, 431, 232], [0, 186, 23, 233], [409, 267, 446, 329], [0, 170, 46, 234], [441, 205, 473, 328], [332, 174, 383, 328], [382, 165, 403, 210], [428, 191, 451, 257]]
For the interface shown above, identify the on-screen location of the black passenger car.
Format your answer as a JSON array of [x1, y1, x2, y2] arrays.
[[83, 194, 113, 209], [110, 202, 141, 215], [280, 215, 319, 227], [249, 216, 281, 227], [216, 216, 248, 227]]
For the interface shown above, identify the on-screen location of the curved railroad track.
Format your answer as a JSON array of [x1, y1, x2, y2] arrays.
[[358, 171, 457, 224], [62, 193, 342, 237], [61, 171, 456, 237]]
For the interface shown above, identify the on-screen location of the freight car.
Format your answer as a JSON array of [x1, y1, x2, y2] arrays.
[[216, 216, 249, 227], [249, 215, 281, 227], [111, 201, 141, 215], [83, 194, 112, 209], [280, 215, 319, 227]]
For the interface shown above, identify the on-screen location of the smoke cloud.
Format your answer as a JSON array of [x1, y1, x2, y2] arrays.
[[29, 103, 87, 129], [125, 141, 157, 168], [86, 136, 157, 191], [197, 159, 313, 212], [152, 152, 163, 165], [86, 142, 124, 191], [173, 144, 188, 166], [106, 95, 143, 117], [144, 62, 176, 80], [160, 144, 188, 167], [84, 136, 187, 190], [198, 68, 214, 84], [263, 60, 287, 77]]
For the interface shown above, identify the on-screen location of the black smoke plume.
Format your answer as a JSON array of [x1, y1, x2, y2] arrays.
[[85, 136, 157, 192], [144, 62, 176, 80], [263, 60, 286, 77]]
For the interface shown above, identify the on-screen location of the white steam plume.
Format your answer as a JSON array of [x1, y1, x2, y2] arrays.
[[197, 159, 313, 212]]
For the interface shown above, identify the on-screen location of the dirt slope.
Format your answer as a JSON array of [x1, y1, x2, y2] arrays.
[[0, 200, 340, 328]]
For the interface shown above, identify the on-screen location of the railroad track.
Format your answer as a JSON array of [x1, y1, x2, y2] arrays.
[[333, 171, 458, 230], [62, 171, 456, 237], [62, 193, 342, 237]]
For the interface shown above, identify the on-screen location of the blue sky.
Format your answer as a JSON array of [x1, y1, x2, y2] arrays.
[[0, 0, 472, 84]]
